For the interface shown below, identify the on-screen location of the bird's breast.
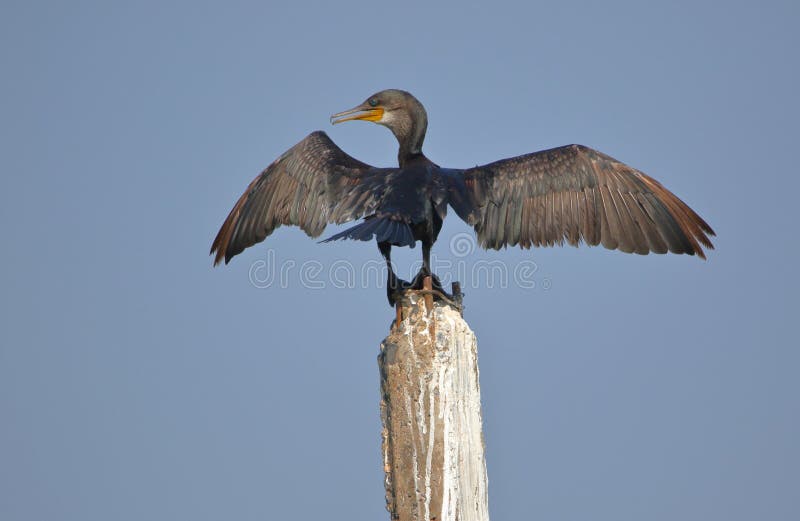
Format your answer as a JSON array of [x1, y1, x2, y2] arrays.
[[377, 166, 438, 223]]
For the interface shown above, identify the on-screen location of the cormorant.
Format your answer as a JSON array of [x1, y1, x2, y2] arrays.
[[211, 89, 714, 305]]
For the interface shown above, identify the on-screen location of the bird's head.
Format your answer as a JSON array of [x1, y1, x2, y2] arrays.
[[331, 89, 428, 156]]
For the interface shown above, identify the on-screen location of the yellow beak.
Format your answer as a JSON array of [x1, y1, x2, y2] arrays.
[[330, 104, 384, 125]]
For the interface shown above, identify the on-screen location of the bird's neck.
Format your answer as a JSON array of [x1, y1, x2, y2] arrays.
[[396, 118, 427, 168], [399, 151, 427, 168]]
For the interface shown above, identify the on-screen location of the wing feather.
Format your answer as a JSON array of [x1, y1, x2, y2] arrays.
[[210, 131, 390, 265], [598, 185, 621, 250], [444, 144, 714, 258]]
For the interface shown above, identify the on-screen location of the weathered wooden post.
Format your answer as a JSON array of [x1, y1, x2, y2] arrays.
[[378, 279, 490, 521]]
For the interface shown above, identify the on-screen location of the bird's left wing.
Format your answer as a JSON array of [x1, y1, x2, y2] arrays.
[[444, 144, 714, 257], [211, 131, 394, 265]]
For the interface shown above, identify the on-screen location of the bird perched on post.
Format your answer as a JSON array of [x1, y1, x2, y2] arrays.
[[210, 89, 714, 305]]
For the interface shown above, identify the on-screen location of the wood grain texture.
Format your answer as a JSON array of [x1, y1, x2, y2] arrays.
[[379, 293, 490, 521]]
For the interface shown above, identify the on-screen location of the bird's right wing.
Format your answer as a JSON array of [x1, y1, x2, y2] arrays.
[[444, 144, 714, 257], [211, 131, 394, 265]]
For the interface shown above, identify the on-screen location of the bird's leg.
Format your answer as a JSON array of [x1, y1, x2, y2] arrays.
[[411, 242, 444, 293], [422, 241, 432, 277], [379, 242, 407, 307]]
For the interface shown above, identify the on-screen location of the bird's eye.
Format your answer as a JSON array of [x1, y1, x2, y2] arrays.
[[369, 98, 378, 107]]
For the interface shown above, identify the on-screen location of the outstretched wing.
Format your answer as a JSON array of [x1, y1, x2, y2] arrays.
[[211, 131, 394, 265], [445, 144, 715, 257]]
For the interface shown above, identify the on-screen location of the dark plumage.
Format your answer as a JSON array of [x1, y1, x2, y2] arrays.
[[211, 89, 714, 304]]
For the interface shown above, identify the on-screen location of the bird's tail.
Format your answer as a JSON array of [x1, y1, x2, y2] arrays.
[[320, 216, 416, 247]]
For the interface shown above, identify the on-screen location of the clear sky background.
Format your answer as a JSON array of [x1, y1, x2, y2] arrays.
[[1, 1, 798, 520]]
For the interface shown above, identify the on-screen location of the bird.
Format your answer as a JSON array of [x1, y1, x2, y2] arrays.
[[210, 89, 714, 306]]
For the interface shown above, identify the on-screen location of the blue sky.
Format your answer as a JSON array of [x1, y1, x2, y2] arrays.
[[1, 1, 798, 520]]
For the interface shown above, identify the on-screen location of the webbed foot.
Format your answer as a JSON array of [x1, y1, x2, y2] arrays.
[[387, 272, 411, 307], [409, 269, 451, 300]]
